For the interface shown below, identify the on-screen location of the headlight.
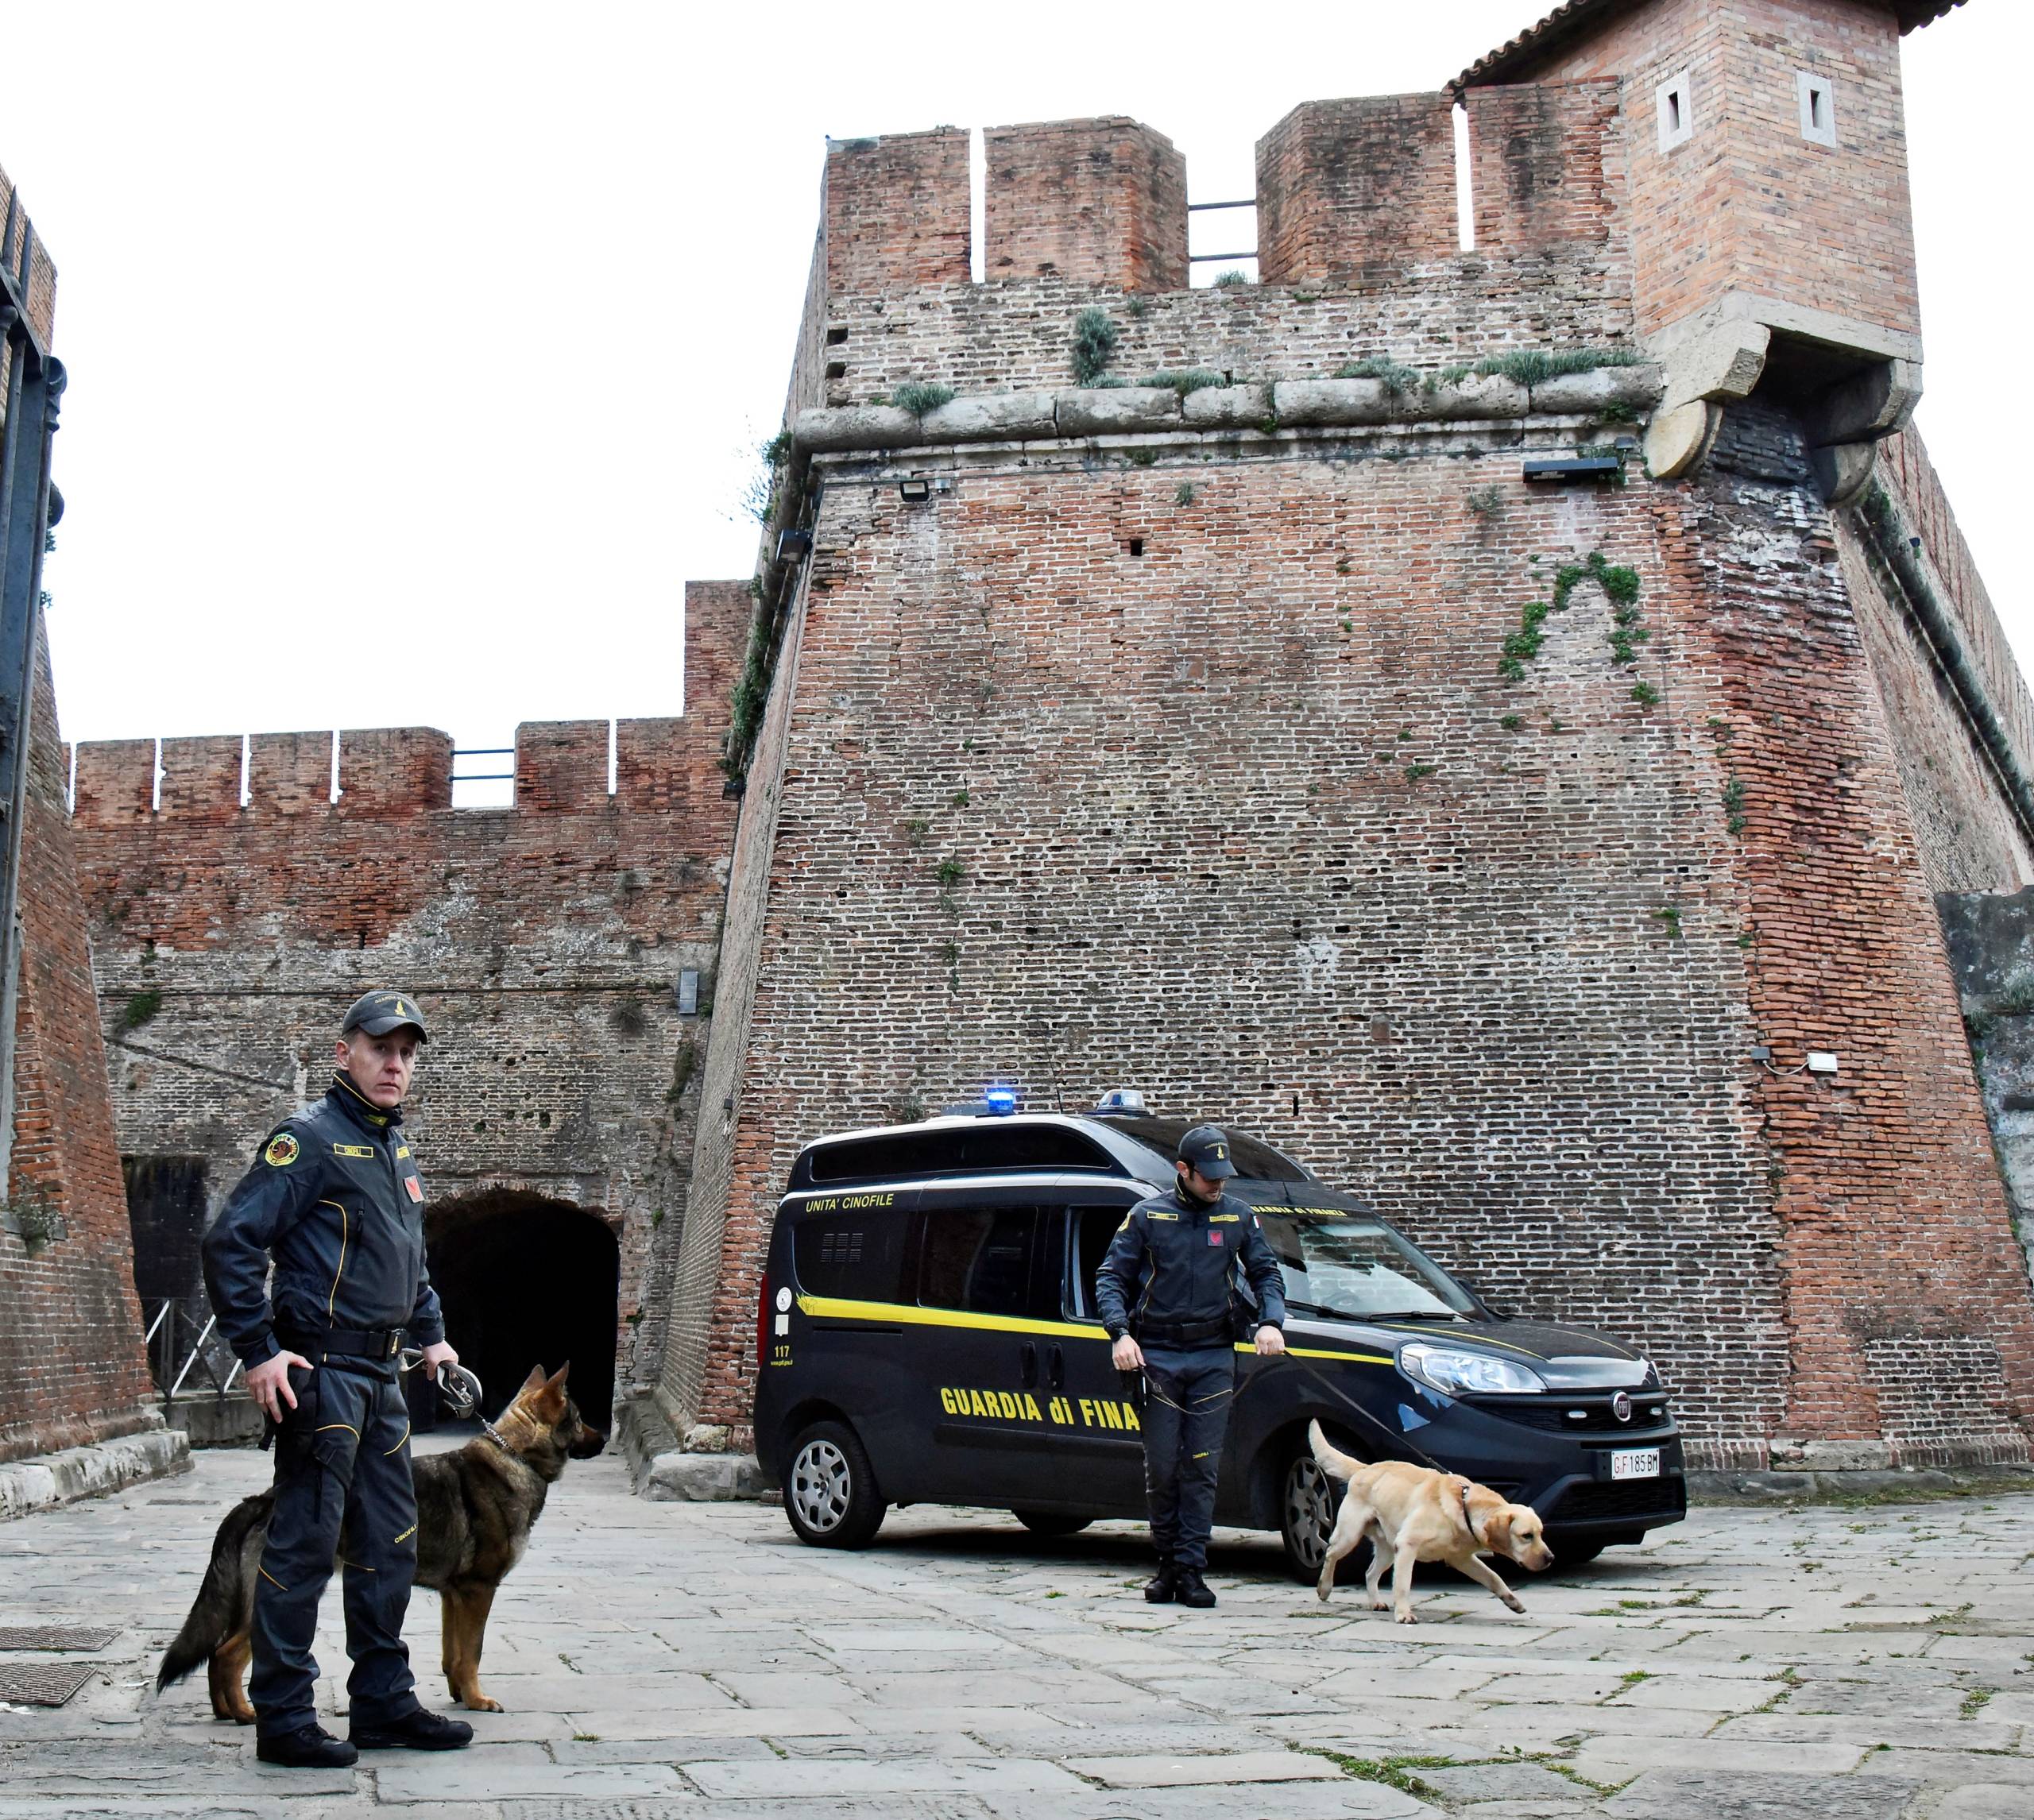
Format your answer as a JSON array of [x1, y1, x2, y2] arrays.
[[1399, 1342, 1547, 1397]]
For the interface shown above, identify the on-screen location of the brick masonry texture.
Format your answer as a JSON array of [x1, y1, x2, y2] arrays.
[[0, 195, 157, 1465], [65, 584, 746, 1420], [657, 0, 2034, 1472], [0, 622, 157, 1463], [984, 118, 1188, 293], [1256, 95, 1460, 284], [1507, 0, 1920, 346]]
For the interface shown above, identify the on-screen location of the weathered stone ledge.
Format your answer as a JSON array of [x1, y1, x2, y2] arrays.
[[794, 364, 1661, 454], [0, 1424, 190, 1521]]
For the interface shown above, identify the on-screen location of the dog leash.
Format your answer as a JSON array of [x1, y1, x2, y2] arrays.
[[397, 1349, 485, 1422]]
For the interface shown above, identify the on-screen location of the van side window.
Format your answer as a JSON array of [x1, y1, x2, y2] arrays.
[[793, 1219, 904, 1301], [1069, 1207, 1130, 1320], [918, 1206, 1038, 1316]]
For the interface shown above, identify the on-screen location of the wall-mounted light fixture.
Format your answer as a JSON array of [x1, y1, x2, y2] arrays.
[[898, 477, 931, 503], [775, 527, 812, 562]]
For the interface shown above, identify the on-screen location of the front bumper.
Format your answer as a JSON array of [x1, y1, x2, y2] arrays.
[[1433, 1393, 1688, 1535]]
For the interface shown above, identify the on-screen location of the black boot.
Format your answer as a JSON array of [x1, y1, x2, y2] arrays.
[[1143, 1560, 1179, 1603], [256, 1723, 359, 1768], [350, 1707, 475, 1751], [1175, 1569, 1217, 1609]]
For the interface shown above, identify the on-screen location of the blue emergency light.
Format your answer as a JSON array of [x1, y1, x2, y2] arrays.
[[984, 1087, 1019, 1116]]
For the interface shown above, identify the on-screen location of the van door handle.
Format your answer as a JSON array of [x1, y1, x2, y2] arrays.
[[1019, 1343, 1038, 1389], [1047, 1345, 1065, 1391]]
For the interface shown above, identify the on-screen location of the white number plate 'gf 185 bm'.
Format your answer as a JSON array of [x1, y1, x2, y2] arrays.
[[1610, 1448, 1661, 1481]]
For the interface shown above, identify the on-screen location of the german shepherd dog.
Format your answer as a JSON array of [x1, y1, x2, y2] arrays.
[[157, 1362, 605, 1718]]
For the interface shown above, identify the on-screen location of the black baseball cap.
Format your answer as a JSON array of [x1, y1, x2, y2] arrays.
[[340, 990, 429, 1041], [1178, 1124, 1237, 1180]]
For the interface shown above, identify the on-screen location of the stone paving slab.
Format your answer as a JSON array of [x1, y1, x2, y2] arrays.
[[2, 1446, 2032, 1814]]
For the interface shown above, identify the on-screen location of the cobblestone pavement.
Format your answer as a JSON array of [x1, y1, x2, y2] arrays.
[[3, 1441, 2032, 1818]]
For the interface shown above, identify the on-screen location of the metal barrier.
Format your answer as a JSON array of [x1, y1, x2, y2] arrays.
[[143, 1299, 245, 1405]]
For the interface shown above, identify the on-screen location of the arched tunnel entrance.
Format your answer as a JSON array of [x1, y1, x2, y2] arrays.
[[422, 1192, 621, 1432]]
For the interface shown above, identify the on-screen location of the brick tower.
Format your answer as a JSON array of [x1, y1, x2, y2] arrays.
[[656, 0, 2034, 1481]]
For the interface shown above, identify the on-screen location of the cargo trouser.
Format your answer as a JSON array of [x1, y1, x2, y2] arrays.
[[1139, 1345, 1237, 1574], [249, 1359, 420, 1739]]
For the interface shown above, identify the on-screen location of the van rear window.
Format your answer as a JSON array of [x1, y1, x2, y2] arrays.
[[793, 1219, 907, 1301], [806, 1123, 1119, 1183]]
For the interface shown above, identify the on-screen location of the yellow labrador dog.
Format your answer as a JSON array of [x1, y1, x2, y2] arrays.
[[1308, 1420, 1555, 1622]]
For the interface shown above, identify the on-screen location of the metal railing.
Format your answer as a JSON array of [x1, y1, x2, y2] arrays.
[[143, 1298, 245, 1405]]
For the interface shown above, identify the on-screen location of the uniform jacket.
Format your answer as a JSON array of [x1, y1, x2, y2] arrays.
[[1094, 1183, 1288, 1344], [203, 1072, 446, 1369]]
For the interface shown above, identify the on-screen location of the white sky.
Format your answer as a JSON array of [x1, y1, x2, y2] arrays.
[[0, 1, 2024, 794]]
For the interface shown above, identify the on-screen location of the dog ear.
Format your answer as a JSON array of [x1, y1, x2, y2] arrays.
[[546, 1362, 571, 1389], [519, 1362, 548, 1395]]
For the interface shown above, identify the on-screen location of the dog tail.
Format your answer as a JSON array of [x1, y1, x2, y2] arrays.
[[1308, 1419, 1363, 1482], [156, 1490, 273, 1694]]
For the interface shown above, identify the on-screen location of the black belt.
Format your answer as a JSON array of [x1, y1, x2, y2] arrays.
[[1135, 1316, 1232, 1348], [280, 1326, 404, 1362]]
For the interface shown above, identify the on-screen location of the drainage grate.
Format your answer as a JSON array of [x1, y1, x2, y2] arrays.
[[0, 1624, 119, 1651], [0, 1660, 100, 1706]]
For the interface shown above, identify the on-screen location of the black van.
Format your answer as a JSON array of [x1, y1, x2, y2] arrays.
[[752, 1102, 1686, 1578]]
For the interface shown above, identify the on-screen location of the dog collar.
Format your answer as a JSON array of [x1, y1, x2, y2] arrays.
[[480, 1418, 512, 1454], [1459, 1482, 1479, 1544]]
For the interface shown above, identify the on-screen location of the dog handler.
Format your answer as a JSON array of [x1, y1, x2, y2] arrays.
[[1096, 1125, 1287, 1609], [202, 991, 473, 1768]]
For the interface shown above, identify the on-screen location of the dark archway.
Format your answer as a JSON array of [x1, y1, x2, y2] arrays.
[[423, 1192, 621, 1431]]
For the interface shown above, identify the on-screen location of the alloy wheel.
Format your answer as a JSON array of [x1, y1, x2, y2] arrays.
[[1283, 1454, 1336, 1571], [790, 1437, 852, 1533]]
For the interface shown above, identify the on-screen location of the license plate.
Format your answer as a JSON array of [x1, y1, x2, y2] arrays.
[[1610, 1447, 1661, 1481]]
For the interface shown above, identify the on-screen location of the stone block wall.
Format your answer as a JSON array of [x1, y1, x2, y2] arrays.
[[67, 583, 747, 1415]]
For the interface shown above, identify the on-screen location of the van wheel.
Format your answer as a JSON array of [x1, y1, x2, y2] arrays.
[[1280, 1443, 1367, 1586], [1013, 1510, 1094, 1538], [783, 1420, 886, 1549]]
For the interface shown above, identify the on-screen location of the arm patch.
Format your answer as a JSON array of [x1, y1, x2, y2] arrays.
[[264, 1132, 300, 1168]]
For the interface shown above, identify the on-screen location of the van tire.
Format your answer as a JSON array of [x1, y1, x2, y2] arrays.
[[783, 1420, 886, 1549], [1012, 1510, 1094, 1538], [1278, 1434, 1368, 1586]]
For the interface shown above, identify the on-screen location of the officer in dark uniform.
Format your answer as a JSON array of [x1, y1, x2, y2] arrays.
[[1096, 1124, 1287, 1609], [203, 990, 473, 1768]]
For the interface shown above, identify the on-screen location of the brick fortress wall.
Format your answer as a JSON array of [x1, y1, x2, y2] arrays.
[[659, 23, 2034, 1470], [66, 584, 746, 1420], [0, 166, 160, 1464]]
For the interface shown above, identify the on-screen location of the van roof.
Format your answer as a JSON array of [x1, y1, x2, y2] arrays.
[[787, 1111, 1318, 1192]]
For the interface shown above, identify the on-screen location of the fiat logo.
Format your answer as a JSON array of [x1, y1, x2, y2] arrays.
[[1611, 1392, 1633, 1423]]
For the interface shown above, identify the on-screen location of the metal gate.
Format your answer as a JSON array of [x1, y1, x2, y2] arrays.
[[0, 180, 66, 1199]]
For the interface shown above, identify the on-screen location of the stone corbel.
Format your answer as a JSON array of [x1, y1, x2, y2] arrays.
[[1642, 320, 1770, 481], [1804, 357, 1922, 508]]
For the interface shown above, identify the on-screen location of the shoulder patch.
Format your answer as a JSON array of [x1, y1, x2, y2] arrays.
[[264, 1133, 300, 1168]]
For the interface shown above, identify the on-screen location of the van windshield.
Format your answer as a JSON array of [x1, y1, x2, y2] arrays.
[[1094, 1116, 1312, 1184], [1255, 1214, 1476, 1320]]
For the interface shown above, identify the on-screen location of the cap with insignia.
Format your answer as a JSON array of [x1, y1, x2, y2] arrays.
[[1178, 1124, 1237, 1180], [340, 989, 429, 1041]]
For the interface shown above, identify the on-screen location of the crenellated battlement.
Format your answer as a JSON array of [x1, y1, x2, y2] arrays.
[[822, 83, 1628, 308], [68, 578, 750, 830], [803, 84, 1642, 419]]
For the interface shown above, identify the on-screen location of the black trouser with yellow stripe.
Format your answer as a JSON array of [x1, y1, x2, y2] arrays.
[[250, 1358, 420, 1739], [1139, 1344, 1236, 1574]]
